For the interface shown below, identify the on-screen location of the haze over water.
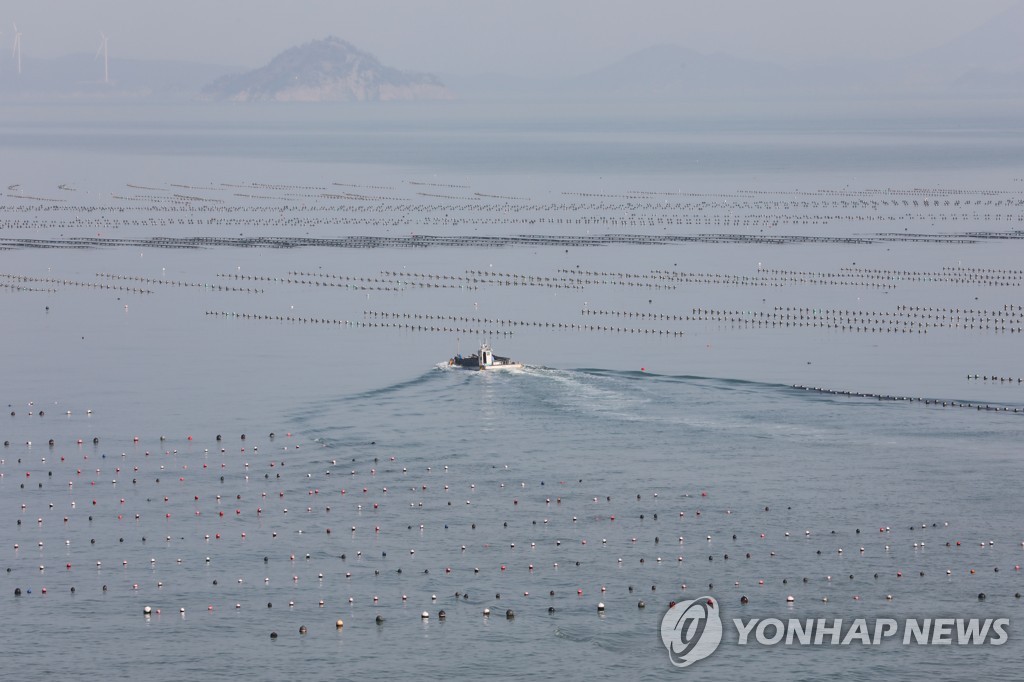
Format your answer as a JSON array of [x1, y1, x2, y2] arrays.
[[1, 102, 1022, 680]]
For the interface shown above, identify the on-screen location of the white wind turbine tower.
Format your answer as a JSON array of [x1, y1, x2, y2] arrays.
[[96, 32, 109, 84], [11, 22, 22, 75]]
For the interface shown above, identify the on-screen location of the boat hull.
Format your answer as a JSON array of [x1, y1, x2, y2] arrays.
[[449, 358, 523, 371]]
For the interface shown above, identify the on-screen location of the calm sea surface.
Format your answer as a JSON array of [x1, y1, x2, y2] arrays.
[[1, 102, 1022, 681]]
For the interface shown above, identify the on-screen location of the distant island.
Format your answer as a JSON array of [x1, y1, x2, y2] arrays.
[[2, 4, 1020, 107], [200, 37, 453, 102]]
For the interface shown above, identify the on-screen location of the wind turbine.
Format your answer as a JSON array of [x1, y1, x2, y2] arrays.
[[11, 22, 22, 75], [96, 32, 109, 83]]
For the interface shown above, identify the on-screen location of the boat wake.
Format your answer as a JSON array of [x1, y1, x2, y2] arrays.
[[285, 362, 1019, 453]]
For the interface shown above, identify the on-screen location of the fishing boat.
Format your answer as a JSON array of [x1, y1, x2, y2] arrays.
[[449, 343, 522, 370]]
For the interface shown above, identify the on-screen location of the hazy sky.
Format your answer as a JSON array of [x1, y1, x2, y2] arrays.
[[3, 0, 1020, 76]]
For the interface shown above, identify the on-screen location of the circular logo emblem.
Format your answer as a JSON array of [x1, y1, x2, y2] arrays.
[[660, 597, 723, 668]]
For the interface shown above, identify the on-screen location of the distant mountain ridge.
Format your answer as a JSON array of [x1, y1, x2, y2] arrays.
[[2, 5, 1021, 106], [446, 3, 1024, 103], [200, 37, 452, 102], [560, 44, 794, 99]]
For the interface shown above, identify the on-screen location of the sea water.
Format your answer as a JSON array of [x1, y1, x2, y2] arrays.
[[1, 101, 1022, 681]]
